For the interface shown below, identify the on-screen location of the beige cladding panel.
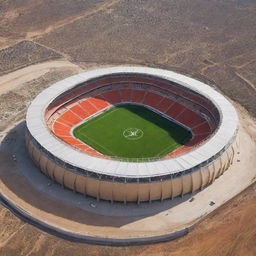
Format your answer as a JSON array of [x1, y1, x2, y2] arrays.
[[31, 145, 41, 165], [213, 157, 222, 178], [207, 164, 215, 184], [63, 171, 77, 190], [228, 144, 236, 166], [181, 174, 192, 195], [210, 161, 218, 183], [228, 148, 234, 166], [219, 158, 226, 175], [46, 160, 57, 180], [85, 178, 100, 198], [171, 177, 183, 197], [39, 154, 50, 174], [124, 183, 140, 202], [54, 166, 66, 185], [231, 145, 236, 163], [98, 180, 115, 201], [29, 142, 41, 169], [75, 175, 88, 195], [161, 179, 172, 200], [191, 170, 202, 192], [137, 183, 151, 202], [112, 182, 127, 202], [201, 167, 210, 188], [148, 182, 162, 201], [222, 153, 230, 173]]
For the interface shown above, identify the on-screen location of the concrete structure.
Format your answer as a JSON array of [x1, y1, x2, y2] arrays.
[[25, 66, 239, 203]]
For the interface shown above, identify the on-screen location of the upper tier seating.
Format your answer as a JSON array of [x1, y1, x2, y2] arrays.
[[46, 78, 219, 159]]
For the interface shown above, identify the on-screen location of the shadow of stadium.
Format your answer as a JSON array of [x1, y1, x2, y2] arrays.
[[0, 121, 202, 230]]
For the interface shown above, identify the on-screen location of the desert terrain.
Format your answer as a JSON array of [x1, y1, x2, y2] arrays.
[[0, 0, 256, 255]]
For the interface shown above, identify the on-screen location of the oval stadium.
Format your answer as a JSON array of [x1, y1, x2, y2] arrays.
[[25, 66, 239, 203]]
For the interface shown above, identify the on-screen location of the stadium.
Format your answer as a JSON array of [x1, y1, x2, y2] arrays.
[[25, 66, 239, 203]]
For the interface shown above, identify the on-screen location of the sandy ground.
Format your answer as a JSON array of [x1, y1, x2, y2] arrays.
[[0, 0, 256, 254], [0, 60, 82, 95]]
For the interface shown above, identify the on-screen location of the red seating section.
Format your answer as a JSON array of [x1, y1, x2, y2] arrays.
[[175, 108, 205, 127], [100, 90, 121, 104], [157, 98, 174, 113], [143, 92, 163, 107], [119, 88, 132, 102], [165, 102, 185, 118], [131, 90, 146, 103], [192, 122, 211, 135], [46, 77, 219, 158]]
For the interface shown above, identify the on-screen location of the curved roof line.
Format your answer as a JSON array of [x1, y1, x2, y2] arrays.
[[26, 66, 238, 178]]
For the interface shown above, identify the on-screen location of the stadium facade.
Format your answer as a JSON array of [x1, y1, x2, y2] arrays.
[[25, 66, 239, 203]]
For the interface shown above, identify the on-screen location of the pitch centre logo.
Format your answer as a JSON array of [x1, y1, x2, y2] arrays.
[[123, 128, 144, 140]]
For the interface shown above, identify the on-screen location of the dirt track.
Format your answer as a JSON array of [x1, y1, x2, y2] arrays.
[[0, 0, 256, 255], [0, 60, 82, 94]]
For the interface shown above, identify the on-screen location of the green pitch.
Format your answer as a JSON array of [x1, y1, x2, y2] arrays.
[[73, 104, 192, 160]]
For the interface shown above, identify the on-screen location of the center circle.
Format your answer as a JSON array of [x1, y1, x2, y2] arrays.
[[123, 128, 144, 140]]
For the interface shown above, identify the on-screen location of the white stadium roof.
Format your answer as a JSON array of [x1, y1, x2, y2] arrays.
[[26, 66, 238, 179]]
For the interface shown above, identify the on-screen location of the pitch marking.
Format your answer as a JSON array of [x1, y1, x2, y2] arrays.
[[123, 128, 144, 140]]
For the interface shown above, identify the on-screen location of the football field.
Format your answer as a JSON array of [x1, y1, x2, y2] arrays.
[[73, 104, 192, 159]]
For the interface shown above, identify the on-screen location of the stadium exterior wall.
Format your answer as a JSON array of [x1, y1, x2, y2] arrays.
[[25, 132, 239, 203], [25, 66, 239, 203]]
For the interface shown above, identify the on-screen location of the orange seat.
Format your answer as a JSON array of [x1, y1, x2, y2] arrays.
[[53, 122, 71, 132], [56, 117, 74, 127], [61, 110, 82, 125], [54, 129, 71, 137], [70, 105, 89, 119], [166, 145, 189, 157], [79, 99, 98, 115], [75, 144, 90, 151], [49, 112, 61, 122], [61, 136, 82, 145], [89, 97, 109, 110], [86, 148, 102, 157]]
